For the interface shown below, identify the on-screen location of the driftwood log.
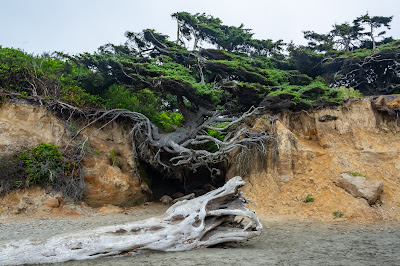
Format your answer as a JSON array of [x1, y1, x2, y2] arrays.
[[0, 176, 262, 265]]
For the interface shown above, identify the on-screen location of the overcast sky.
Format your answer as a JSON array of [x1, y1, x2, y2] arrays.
[[1, 0, 399, 55]]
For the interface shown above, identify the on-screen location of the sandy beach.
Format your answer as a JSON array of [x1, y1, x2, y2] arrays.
[[1, 204, 399, 266]]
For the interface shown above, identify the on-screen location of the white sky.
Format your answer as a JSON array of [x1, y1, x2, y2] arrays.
[[1, 0, 399, 55]]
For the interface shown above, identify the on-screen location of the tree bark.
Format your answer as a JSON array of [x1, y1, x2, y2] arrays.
[[370, 25, 376, 50], [0, 176, 262, 265]]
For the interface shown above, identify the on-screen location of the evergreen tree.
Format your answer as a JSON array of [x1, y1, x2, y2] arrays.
[[354, 13, 393, 50]]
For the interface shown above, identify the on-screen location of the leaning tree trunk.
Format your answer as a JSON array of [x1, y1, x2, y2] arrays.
[[0, 176, 262, 265]]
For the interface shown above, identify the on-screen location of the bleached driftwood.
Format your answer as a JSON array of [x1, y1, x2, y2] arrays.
[[0, 176, 262, 265]]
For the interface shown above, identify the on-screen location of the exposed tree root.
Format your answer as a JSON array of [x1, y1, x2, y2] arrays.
[[0, 176, 262, 265], [48, 98, 275, 177]]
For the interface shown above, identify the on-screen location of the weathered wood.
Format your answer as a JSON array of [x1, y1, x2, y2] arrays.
[[0, 176, 262, 265]]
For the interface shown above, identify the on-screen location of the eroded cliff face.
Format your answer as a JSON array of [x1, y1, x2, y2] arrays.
[[2, 97, 400, 222], [0, 100, 150, 208], [228, 97, 400, 222]]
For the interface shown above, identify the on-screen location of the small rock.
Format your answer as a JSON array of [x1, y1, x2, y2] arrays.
[[22, 196, 34, 205], [334, 172, 383, 205], [160, 195, 173, 205], [45, 198, 60, 208], [55, 196, 63, 205], [98, 204, 124, 213]]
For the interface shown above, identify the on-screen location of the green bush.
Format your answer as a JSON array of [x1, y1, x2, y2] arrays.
[[18, 143, 64, 187], [0, 47, 33, 90], [1, 144, 84, 200], [109, 149, 119, 167], [305, 194, 315, 202], [333, 210, 344, 218], [335, 86, 363, 99]]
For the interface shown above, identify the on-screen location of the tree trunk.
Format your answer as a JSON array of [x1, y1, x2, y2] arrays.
[[0, 176, 262, 265], [370, 25, 376, 50], [176, 13, 181, 45], [193, 36, 199, 51]]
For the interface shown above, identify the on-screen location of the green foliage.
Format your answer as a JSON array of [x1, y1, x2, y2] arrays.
[[0, 47, 33, 90], [155, 112, 184, 132], [202, 122, 231, 152], [333, 211, 344, 218], [13, 180, 22, 187], [207, 129, 225, 142], [105, 85, 184, 132], [67, 123, 79, 133], [305, 194, 315, 203], [194, 82, 224, 103], [0, 144, 84, 199], [18, 143, 64, 186], [60, 84, 104, 108], [93, 149, 101, 155], [335, 87, 363, 99], [109, 149, 119, 167], [266, 76, 347, 108], [106, 85, 155, 112], [0, 47, 104, 108], [348, 172, 368, 178]]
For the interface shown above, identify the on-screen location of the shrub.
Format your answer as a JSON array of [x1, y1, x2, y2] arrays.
[[109, 149, 119, 167], [335, 86, 363, 99], [305, 194, 315, 202], [333, 211, 344, 218], [1, 143, 84, 200], [18, 143, 64, 187], [0, 155, 27, 195]]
